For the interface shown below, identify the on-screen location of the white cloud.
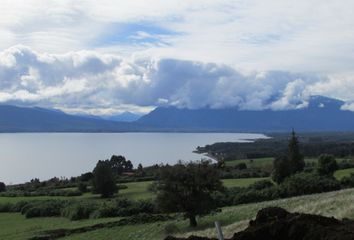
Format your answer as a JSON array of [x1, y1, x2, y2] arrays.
[[2, 45, 354, 114], [0, 0, 353, 74]]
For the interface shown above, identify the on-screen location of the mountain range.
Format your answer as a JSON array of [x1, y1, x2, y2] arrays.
[[0, 105, 142, 132], [1, 96, 354, 132]]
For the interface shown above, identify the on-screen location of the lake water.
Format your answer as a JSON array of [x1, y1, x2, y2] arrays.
[[0, 133, 267, 184]]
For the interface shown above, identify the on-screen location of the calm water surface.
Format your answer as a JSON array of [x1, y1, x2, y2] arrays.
[[0, 133, 267, 184]]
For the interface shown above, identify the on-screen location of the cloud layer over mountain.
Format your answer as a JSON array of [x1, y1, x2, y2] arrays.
[[1, 46, 354, 114]]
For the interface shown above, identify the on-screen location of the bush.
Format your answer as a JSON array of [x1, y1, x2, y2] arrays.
[[281, 172, 340, 197], [22, 200, 66, 218], [249, 180, 274, 190], [340, 173, 354, 188], [164, 223, 180, 234], [338, 160, 354, 170], [117, 184, 128, 190], [234, 163, 247, 170], [317, 154, 338, 176], [61, 201, 97, 220], [115, 199, 155, 216], [0, 189, 82, 197], [78, 182, 88, 193], [0, 203, 12, 212]]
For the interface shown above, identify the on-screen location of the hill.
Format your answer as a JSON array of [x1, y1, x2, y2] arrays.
[[1, 187, 353, 240]]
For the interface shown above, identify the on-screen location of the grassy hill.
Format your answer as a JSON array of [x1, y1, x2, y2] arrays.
[[1, 186, 354, 240]]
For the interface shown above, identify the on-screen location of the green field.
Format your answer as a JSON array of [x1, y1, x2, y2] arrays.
[[334, 168, 354, 179], [222, 178, 269, 188], [0, 178, 267, 205], [0, 181, 155, 204], [225, 157, 350, 168], [1, 188, 353, 240], [1, 171, 353, 240]]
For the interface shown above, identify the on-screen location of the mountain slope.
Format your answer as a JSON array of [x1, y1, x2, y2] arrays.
[[0, 105, 140, 132], [138, 96, 354, 132], [2, 96, 354, 132], [102, 112, 142, 122]]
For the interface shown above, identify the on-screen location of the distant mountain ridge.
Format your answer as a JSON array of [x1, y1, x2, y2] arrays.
[[137, 96, 354, 132], [102, 112, 142, 122], [1, 96, 354, 132], [0, 105, 142, 132]]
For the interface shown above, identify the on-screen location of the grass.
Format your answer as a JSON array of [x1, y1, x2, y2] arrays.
[[0, 213, 118, 240], [334, 168, 354, 179], [119, 181, 154, 200], [0, 181, 155, 204], [0, 178, 266, 205], [225, 157, 273, 168], [7, 187, 351, 240], [222, 178, 269, 188], [2, 175, 353, 239]]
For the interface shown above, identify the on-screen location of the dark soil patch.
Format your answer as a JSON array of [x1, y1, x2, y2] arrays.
[[166, 207, 354, 240]]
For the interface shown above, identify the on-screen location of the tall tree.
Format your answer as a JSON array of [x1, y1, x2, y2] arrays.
[[272, 155, 291, 184], [0, 182, 6, 192], [92, 160, 118, 198], [137, 163, 145, 177], [288, 130, 305, 174], [156, 160, 223, 227]]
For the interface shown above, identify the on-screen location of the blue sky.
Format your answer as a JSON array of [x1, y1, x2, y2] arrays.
[[0, 0, 354, 115]]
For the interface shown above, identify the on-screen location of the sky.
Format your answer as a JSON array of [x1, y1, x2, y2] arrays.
[[0, 0, 354, 115]]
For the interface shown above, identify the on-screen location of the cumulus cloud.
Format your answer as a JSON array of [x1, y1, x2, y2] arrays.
[[1, 45, 353, 114], [1, 0, 354, 73]]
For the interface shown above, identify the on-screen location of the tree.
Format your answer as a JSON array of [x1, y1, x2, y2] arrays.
[[109, 155, 133, 175], [156, 160, 223, 227], [317, 154, 338, 176], [0, 182, 6, 192], [80, 172, 93, 182], [137, 163, 145, 177], [288, 130, 305, 174], [272, 155, 291, 184], [92, 160, 118, 198]]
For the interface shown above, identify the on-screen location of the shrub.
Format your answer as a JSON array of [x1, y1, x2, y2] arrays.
[[235, 163, 247, 170], [22, 200, 66, 218], [338, 160, 354, 170], [63, 190, 82, 196], [61, 201, 97, 220], [317, 154, 338, 176], [91, 203, 118, 218], [78, 182, 88, 193], [340, 173, 354, 188], [249, 180, 274, 190], [115, 199, 155, 216], [281, 172, 340, 197], [164, 223, 180, 234], [0, 189, 82, 197], [117, 184, 128, 190], [0, 203, 12, 212]]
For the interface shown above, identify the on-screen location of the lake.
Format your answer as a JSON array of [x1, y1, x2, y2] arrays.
[[0, 133, 267, 184]]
